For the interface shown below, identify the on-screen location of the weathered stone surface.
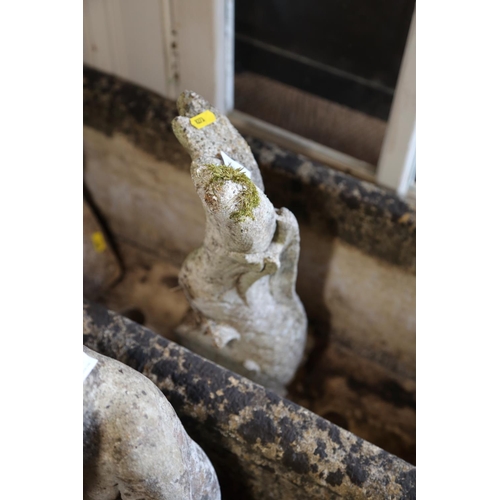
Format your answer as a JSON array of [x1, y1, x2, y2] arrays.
[[84, 346, 220, 500], [83, 301, 415, 500], [83, 199, 121, 299], [171, 91, 307, 394]]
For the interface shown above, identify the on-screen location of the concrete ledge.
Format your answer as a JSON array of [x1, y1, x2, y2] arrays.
[[250, 136, 415, 272]]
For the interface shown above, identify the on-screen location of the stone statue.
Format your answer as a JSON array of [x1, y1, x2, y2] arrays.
[[83, 346, 221, 500], [172, 91, 307, 394]]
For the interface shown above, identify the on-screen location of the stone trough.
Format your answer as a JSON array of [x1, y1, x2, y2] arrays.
[[84, 301, 415, 499], [83, 66, 416, 498]]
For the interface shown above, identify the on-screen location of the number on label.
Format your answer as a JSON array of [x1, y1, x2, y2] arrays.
[[190, 110, 216, 129]]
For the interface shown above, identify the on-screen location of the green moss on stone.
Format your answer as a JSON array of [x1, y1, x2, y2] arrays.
[[204, 163, 260, 223]]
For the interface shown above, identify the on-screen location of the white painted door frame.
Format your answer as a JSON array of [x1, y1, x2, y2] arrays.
[[83, 0, 234, 111], [167, 0, 234, 112], [376, 9, 416, 197]]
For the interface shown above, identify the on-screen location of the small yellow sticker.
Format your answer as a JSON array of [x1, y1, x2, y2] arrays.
[[190, 110, 216, 129], [91, 232, 107, 253]]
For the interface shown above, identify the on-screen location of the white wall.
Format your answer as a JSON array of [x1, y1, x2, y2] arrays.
[[83, 0, 233, 110], [83, 0, 170, 97]]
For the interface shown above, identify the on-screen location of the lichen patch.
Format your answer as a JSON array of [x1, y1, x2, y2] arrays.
[[203, 163, 260, 223]]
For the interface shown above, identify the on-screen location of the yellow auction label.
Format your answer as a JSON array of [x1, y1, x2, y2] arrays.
[[91, 231, 107, 253], [190, 110, 216, 129]]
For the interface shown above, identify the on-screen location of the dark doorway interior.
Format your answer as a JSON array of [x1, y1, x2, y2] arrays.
[[234, 0, 415, 164]]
